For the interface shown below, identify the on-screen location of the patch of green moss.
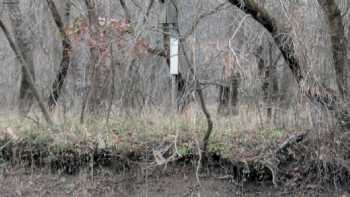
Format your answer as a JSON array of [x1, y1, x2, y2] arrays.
[[177, 143, 192, 157], [208, 142, 230, 159]]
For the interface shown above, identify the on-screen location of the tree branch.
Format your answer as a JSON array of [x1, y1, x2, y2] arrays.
[[143, 0, 155, 23], [179, 37, 213, 156], [227, 0, 338, 110], [119, 0, 131, 22]]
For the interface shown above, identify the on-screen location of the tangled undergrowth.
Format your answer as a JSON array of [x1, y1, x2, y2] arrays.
[[0, 113, 349, 195]]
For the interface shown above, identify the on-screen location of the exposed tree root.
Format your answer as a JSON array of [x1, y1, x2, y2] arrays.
[[0, 130, 349, 189]]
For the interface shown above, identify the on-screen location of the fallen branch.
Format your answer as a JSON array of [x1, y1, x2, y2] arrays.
[[275, 130, 309, 155]]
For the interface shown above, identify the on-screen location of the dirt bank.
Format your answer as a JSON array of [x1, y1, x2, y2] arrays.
[[0, 165, 343, 197]]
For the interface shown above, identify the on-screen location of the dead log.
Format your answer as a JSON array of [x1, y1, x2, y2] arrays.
[[275, 130, 309, 155]]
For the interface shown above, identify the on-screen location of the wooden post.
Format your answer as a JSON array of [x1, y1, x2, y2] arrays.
[[170, 35, 179, 110], [162, 0, 179, 111]]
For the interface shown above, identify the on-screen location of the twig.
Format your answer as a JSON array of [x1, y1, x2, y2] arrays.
[[174, 129, 182, 157], [143, 0, 155, 24], [183, 2, 229, 39], [228, 15, 249, 79], [341, 0, 350, 16], [24, 115, 41, 127], [194, 134, 202, 187], [0, 140, 12, 152]]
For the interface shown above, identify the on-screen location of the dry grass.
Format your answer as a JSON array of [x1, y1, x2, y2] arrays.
[[0, 104, 350, 195], [0, 104, 312, 162]]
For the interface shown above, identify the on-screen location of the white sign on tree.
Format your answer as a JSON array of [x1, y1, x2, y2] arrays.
[[170, 37, 179, 75]]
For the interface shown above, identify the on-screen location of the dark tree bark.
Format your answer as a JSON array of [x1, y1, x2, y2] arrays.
[[6, 0, 35, 115], [217, 73, 241, 116], [46, 0, 72, 110]]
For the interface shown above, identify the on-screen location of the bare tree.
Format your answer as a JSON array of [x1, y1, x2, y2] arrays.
[[227, 0, 349, 129], [0, 19, 53, 125], [255, 42, 280, 121], [46, 0, 72, 110], [5, 0, 35, 114], [317, 0, 349, 100], [218, 51, 241, 116], [80, 0, 101, 123]]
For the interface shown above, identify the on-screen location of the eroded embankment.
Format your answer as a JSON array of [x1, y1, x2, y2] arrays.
[[0, 127, 350, 196]]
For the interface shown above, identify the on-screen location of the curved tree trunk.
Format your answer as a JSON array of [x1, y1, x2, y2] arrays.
[[6, 0, 35, 115], [227, 0, 335, 106], [46, 0, 72, 110], [0, 20, 53, 125], [227, 0, 349, 128]]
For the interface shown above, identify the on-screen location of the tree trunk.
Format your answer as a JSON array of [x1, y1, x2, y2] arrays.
[[218, 74, 240, 116], [218, 51, 241, 116], [228, 0, 331, 106], [256, 43, 279, 121], [80, 0, 101, 123], [106, 45, 116, 125], [0, 19, 53, 125], [46, 0, 72, 110], [228, 0, 349, 128], [317, 0, 348, 100], [6, 0, 35, 115]]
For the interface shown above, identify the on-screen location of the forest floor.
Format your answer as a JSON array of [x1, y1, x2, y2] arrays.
[[0, 112, 349, 196], [0, 164, 342, 197]]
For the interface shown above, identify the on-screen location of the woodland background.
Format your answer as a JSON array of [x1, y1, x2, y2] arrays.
[[0, 0, 350, 195]]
